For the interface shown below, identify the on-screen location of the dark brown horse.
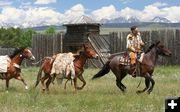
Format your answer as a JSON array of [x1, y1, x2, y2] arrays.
[[35, 44, 98, 92], [92, 41, 172, 94], [0, 48, 35, 91]]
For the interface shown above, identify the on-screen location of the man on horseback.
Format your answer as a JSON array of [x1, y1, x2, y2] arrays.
[[126, 26, 144, 77]]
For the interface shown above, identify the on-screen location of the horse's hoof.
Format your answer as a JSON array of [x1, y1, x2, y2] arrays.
[[42, 89, 45, 93], [25, 86, 29, 90], [147, 91, 151, 94], [122, 90, 127, 94], [77, 87, 83, 90], [147, 90, 152, 94], [136, 91, 142, 94]]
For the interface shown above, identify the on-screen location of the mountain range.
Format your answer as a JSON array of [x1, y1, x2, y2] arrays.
[[100, 16, 172, 24], [0, 16, 179, 30]]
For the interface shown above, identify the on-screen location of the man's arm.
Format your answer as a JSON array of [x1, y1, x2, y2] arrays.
[[140, 39, 145, 47], [138, 33, 145, 47], [127, 34, 136, 52]]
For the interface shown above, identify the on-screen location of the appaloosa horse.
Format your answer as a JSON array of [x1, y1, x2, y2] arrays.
[[35, 44, 98, 92], [92, 41, 171, 94], [0, 48, 35, 91]]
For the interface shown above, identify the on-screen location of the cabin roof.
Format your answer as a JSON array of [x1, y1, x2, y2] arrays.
[[63, 15, 100, 26]]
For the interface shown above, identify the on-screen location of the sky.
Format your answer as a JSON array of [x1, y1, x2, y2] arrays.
[[0, 0, 180, 27]]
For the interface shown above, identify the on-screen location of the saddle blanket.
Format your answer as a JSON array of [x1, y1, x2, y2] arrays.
[[0, 55, 11, 73], [119, 52, 144, 65], [51, 52, 75, 79]]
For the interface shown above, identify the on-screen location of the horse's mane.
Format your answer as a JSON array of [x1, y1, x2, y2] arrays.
[[9, 48, 24, 59], [73, 51, 83, 60], [145, 44, 155, 53]]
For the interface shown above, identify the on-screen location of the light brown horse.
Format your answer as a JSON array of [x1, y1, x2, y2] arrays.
[[35, 44, 98, 92], [92, 41, 172, 94], [0, 48, 35, 91]]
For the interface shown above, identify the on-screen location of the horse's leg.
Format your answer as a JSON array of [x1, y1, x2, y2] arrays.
[[51, 73, 56, 84], [141, 73, 155, 94], [71, 80, 73, 85], [15, 75, 28, 90], [120, 82, 126, 90], [41, 74, 49, 92], [120, 71, 127, 90], [136, 78, 150, 94], [115, 71, 127, 93], [77, 74, 86, 90], [116, 79, 126, 93], [5, 79, 9, 92], [45, 76, 52, 92], [73, 78, 77, 92], [64, 79, 70, 90], [147, 76, 155, 94]]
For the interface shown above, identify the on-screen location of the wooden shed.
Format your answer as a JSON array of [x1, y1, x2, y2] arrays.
[[63, 15, 100, 52]]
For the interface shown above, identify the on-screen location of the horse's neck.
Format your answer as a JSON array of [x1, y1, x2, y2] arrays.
[[74, 53, 87, 68], [11, 54, 24, 65], [144, 47, 158, 65]]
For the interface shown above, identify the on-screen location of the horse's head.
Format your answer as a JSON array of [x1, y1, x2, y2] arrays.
[[155, 41, 172, 57], [21, 48, 35, 61], [83, 44, 98, 59]]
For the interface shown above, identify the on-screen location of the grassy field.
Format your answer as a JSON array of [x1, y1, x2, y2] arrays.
[[0, 66, 180, 112], [99, 27, 180, 34]]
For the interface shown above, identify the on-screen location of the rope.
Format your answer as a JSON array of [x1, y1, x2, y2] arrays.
[[32, 58, 44, 65], [137, 77, 142, 88]]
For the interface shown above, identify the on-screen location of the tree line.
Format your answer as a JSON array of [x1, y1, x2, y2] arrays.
[[0, 26, 56, 48]]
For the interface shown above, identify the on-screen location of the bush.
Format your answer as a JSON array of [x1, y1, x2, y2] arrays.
[[0, 27, 36, 48]]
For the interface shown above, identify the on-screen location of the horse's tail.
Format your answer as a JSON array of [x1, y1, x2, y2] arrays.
[[92, 61, 110, 80], [35, 67, 43, 87]]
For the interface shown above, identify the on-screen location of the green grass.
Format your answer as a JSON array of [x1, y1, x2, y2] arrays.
[[0, 66, 180, 112]]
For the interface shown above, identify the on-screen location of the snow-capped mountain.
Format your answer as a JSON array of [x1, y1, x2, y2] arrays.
[[0, 15, 178, 29], [151, 17, 171, 23], [100, 19, 110, 24], [100, 16, 140, 24], [127, 17, 140, 23], [0, 22, 16, 28], [100, 16, 172, 24]]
